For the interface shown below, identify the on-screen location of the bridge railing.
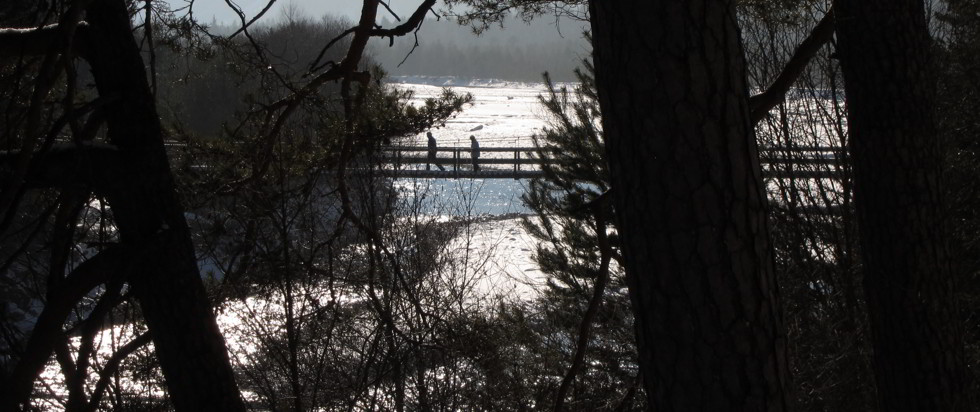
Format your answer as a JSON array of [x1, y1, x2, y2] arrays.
[[376, 145, 849, 177], [377, 146, 547, 176], [158, 142, 849, 180]]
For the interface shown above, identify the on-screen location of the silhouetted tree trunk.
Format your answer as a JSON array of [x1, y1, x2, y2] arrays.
[[588, 1, 789, 410], [834, 0, 968, 409], [81, 1, 245, 410]]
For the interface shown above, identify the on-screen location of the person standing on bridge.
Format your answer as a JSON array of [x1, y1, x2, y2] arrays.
[[470, 135, 480, 172], [427, 132, 445, 171]]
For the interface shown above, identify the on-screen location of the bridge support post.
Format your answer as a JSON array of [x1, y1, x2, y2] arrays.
[[514, 150, 520, 179]]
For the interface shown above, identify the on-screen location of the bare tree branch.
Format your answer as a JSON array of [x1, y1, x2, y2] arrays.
[[227, 0, 278, 38], [309, 0, 437, 73], [0, 0, 93, 236], [369, 0, 438, 38], [85, 332, 153, 412], [2, 245, 128, 410], [379, 0, 402, 21], [749, 8, 836, 125]]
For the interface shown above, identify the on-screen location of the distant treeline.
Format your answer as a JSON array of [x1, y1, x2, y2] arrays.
[[156, 15, 584, 139], [369, 17, 590, 82], [156, 16, 355, 138]]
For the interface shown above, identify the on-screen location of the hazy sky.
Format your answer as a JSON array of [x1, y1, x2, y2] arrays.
[[184, 0, 447, 24], [172, 0, 590, 80], [175, 0, 588, 42]]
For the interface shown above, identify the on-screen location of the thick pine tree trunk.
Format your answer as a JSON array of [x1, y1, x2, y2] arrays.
[[834, 1, 968, 410], [588, 1, 788, 410], [81, 1, 245, 410]]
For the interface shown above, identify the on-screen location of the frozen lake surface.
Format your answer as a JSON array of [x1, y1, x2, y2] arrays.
[[387, 76, 565, 216], [385, 77, 559, 298], [30, 77, 851, 407], [386, 76, 558, 296], [30, 78, 558, 408], [393, 75, 557, 149]]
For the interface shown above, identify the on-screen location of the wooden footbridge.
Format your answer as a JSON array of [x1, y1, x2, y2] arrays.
[[375, 146, 545, 179], [368, 145, 848, 180]]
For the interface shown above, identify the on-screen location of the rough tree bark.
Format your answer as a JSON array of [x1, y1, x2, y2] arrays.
[[78, 1, 246, 410], [588, 1, 789, 410], [834, 0, 968, 410]]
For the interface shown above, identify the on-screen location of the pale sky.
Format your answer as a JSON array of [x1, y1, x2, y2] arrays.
[[167, 0, 591, 81], [178, 0, 444, 24], [171, 0, 589, 48]]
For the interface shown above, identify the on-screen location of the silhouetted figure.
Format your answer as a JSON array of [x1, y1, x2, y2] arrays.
[[470, 135, 480, 172], [427, 132, 445, 171]]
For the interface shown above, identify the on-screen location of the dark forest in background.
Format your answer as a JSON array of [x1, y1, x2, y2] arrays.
[[369, 16, 587, 82]]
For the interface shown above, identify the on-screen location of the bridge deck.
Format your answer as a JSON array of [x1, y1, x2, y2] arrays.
[[371, 169, 544, 179], [371, 145, 849, 180], [164, 143, 849, 180]]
